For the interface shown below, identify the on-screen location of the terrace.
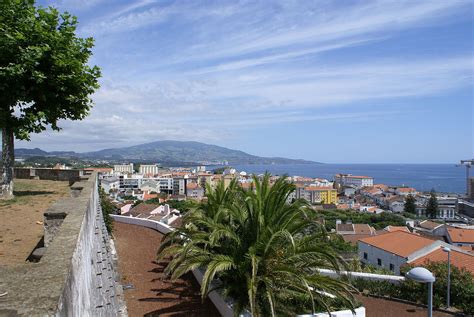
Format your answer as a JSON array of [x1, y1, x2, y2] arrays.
[[0, 179, 70, 266]]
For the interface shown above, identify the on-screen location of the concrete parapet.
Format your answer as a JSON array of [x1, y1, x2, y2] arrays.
[[0, 172, 127, 316], [8, 168, 84, 182]]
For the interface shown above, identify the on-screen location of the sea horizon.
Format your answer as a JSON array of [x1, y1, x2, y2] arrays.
[[208, 163, 466, 194]]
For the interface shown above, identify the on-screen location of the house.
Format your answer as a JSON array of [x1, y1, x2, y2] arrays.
[[336, 223, 376, 245], [100, 177, 120, 193], [186, 182, 204, 200], [358, 231, 446, 274], [446, 227, 474, 247], [383, 226, 410, 233], [413, 220, 446, 237], [408, 246, 474, 275], [395, 187, 417, 196], [389, 200, 405, 213]]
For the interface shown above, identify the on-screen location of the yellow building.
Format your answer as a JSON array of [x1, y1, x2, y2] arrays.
[[302, 186, 338, 205]]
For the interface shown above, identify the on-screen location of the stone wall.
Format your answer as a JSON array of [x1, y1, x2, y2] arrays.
[[0, 172, 127, 316], [2, 167, 84, 182]]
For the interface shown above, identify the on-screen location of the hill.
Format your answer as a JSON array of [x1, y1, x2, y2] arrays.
[[81, 140, 318, 164], [11, 140, 319, 165]]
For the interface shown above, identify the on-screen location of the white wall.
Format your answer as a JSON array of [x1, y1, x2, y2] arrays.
[[358, 242, 407, 275]]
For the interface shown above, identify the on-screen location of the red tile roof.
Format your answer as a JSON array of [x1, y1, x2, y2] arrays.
[[384, 226, 410, 233], [447, 227, 474, 243], [410, 247, 474, 274], [359, 231, 435, 257], [418, 220, 444, 231]]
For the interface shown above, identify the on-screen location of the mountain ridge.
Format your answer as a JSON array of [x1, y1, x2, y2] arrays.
[[13, 140, 321, 165]]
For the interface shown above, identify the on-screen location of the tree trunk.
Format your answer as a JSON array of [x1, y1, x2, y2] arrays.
[[1, 127, 14, 199]]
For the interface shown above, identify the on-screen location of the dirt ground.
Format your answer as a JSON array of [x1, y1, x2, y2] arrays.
[[355, 294, 454, 317], [0, 179, 70, 266], [113, 222, 220, 317]]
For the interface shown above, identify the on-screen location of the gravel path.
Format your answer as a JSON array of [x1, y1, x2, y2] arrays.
[[113, 222, 220, 317]]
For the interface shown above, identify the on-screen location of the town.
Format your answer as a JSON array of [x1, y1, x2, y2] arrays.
[[96, 163, 474, 276]]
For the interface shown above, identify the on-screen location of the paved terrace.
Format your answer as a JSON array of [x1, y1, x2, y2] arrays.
[[114, 222, 220, 316]]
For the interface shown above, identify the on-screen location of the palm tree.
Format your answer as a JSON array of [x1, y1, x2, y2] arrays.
[[158, 174, 356, 316]]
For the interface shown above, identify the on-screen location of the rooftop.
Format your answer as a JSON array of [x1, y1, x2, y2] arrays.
[[0, 179, 70, 266], [447, 227, 474, 243], [409, 247, 474, 274], [418, 220, 444, 231], [359, 231, 436, 257]]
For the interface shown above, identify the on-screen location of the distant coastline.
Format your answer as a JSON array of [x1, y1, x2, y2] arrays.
[[208, 163, 465, 194]]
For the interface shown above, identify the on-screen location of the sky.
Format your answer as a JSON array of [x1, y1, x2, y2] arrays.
[[20, 0, 474, 163]]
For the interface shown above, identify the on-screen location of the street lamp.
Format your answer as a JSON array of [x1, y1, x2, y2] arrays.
[[406, 267, 436, 317], [443, 247, 451, 308]]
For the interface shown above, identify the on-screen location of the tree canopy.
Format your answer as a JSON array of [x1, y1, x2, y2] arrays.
[[403, 194, 416, 215], [426, 189, 439, 219], [0, 0, 100, 138], [0, 0, 100, 198], [158, 174, 357, 316]]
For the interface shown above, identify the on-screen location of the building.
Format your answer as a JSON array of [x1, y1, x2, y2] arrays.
[[186, 182, 204, 199], [389, 199, 405, 213], [100, 177, 120, 193], [469, 177, 474, 200], [446, 227, 474, 247], [297, 186, 337, 204], [335, 174, 374, 189], [113, 163, 133, 174], [139, 164, 159, 176], [336, 223, 377, 245], [415, 196, 457, 219], [409, 246, 474, 275], [358, 231, 445, 274], [395, 187, 417, 196]]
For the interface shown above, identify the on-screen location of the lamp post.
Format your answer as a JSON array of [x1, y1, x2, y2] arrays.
[[443, 247, 451, 308], [406, 267, 436, 317]]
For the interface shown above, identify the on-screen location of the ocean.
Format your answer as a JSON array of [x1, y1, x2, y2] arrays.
[[208, 164, 467, 194]]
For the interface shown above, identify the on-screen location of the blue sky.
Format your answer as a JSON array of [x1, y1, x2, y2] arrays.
[[22, 0, 473, 163]]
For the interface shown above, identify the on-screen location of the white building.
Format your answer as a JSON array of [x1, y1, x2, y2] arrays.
[[139, 164, 159, 176], [114, 163, 134, 174], [335, 174, 373, 188], [358, 231, 447, 275], [100, 177, 120, 193]]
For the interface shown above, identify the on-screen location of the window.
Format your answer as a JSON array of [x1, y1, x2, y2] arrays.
[[377, 258, 382, 266], [390, 264, 395, 271], [363, 252, 368, 260]]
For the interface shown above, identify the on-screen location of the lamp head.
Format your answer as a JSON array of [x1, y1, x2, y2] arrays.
[[406, 267, 435, 283]]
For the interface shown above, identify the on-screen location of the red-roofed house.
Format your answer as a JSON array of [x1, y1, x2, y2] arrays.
[[358, 231, 446, 274], [408, 247, 474, 275], [446, 227, 474, 247]]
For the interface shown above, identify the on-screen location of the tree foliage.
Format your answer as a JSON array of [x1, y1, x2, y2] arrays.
[[316, 209, 406, 231], [0, 0, 100, 197], [0, 0, 100, 138], [426, 189, 439, 219], [403, 194, 416, 215], [99, 187, 115, 233], [157, 174, 357, 316]]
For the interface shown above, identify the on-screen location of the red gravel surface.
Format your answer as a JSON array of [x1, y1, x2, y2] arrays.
[[355, 294, 454, 317], [113, 222, 220, 317]]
